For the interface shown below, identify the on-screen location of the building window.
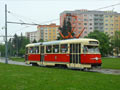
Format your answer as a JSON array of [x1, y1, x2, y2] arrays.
[[105, 28, 108, 30], [84, 23, 87, 25], [89, 19, 92, 21], [105, 20, 108, 22], [89, 23, 92, 25], [95, 23, 98, 25], [110, 16, 112, 18], [84, 19, 88, 21], [90, 27, 92, 29], [79, 27, 81, 29], [105, 16, 108, 18], [110, 24, 113, 26], [84, 31, 87, 33], [111, 28, 113, 30], [78, 18, 81, 21], [105, 24, 108, 26]]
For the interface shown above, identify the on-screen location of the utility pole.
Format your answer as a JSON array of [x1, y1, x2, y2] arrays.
[[5, 4, 8, 64]]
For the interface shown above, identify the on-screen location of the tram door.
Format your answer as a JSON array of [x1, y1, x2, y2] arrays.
[[40, 46, 44, 63], [70, 43, 81, 64]]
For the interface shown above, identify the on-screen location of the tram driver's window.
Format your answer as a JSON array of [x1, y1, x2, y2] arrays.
[[46, 45, 52, 53], [53, 45, 59, 53], [61, 44, 68, 53]]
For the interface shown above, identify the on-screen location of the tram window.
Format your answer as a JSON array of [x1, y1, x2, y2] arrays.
[[83, 45, 100, 53], [35, 46, 39, 54], [53, 45, 59, 53], [46, 45, 52, 53], [61, 44, 68, 53], [29, 47, 34, 53], [83, 46, 88, 53]]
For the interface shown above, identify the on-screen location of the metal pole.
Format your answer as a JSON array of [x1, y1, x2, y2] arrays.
[[5, 4, 8, 64]]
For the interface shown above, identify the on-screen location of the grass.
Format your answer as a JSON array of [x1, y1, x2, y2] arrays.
[[102, 58, 120, 69], [9, 56, 120, 69], [0, 63, 120, 90], [9, 57, 25, 62]]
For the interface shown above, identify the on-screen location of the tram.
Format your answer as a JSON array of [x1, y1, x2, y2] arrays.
[[25, 38, 102, 69]]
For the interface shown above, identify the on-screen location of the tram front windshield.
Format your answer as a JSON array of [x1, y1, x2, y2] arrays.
[[83, 45, 100, 54]]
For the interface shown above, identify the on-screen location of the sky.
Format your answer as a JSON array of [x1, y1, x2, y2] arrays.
[[0, 0, 120, 43]]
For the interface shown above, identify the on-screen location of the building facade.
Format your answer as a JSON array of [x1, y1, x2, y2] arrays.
[[26, 24, 59, 43], [37, 23, 59, 41], [26, 31, 38, 43], [60, 10, 120, 37]]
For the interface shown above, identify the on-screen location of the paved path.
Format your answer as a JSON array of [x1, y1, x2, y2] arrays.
[[0, 57, 31, 66], [90, 69, 120, 75]]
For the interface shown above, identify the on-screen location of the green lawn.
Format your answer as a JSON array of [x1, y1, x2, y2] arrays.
[[9, 57, 25, 62], [9, 57, 120, 69], [0, 63, 120, 90], [102, 58, 120, 69]]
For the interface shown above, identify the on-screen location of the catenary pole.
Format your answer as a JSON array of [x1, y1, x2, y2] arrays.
[[5, 4, 8, 64]]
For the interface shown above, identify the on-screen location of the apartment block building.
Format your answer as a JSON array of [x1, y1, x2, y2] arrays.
[[26, 23, 59, 43], [37, 23, 59, 41], [26, 31, 38, 43], [60, 10, 120, 37]]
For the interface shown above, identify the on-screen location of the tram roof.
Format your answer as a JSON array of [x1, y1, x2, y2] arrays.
[[26, 42, 42, 47], [26, 38, 98, 47], [42, 38, 98, 45]]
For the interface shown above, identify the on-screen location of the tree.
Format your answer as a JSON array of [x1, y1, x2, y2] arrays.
[[85, 30, 112, 56], [38, 39, 44, 42], [58, 17, 73, 40], [32, 39, 37, 43], [7, 34, 30, 57], [112, 31, 120, 56], [0, 45, 5, 57]]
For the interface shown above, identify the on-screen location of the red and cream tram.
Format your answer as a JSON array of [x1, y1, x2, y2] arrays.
[[25, 38, 102, 69]]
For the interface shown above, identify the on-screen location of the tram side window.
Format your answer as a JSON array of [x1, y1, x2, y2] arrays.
[[35, 46, 39, 54], [46, 45, 52, 53], [29, 47, 34, 53], [61, 44, 68, 53], [83, 46, 88, 53], [53, 45, 59, 53]]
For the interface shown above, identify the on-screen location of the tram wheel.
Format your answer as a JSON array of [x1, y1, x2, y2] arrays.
[[32, 63, 38, 66]]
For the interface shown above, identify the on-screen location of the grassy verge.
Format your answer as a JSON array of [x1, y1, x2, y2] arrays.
[[9, 57, 120, 69], [102, 58, 120, 69], [0, 63, 120, 90], [9, 57, 25, 62]]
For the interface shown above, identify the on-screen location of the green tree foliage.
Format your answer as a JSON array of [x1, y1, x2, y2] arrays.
[[0, 45, 5, 57], [7, 34, 30, 57], [85, 30, 112, 56], [38, 39, 44, 42], [112, 31, 120, 56], [58, 17, 73, 40], [32, 39, 37, 43]]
